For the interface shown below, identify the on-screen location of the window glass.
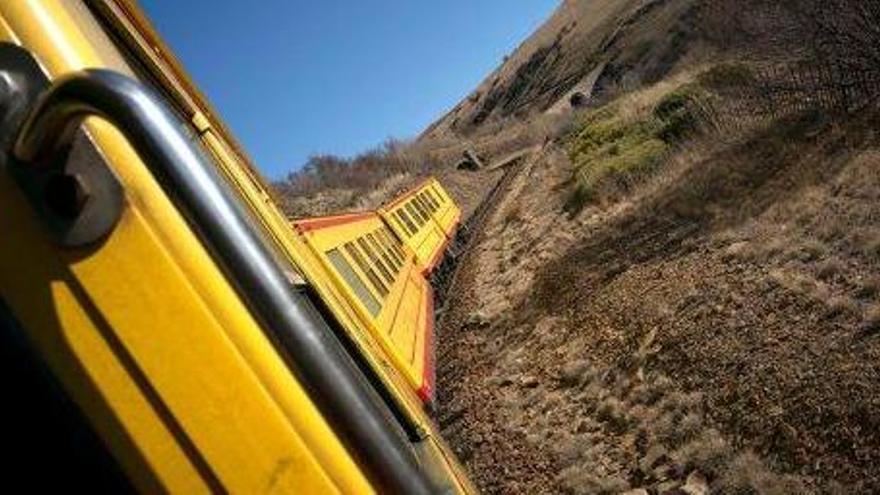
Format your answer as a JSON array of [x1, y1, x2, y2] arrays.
[[383, 226, 403, 247], [392, 212, 411, 236], [413, 197, 430, 221], [357, 237, 394, 285], [421, 192, 433, 211], [421, 191, 438, 211], [397, 209, 418, 233], [415, 199, 430, 221], [344, 242, 388, 298], [380, 228, 407, 262], [424, 189, 438, 207], [431, 185, 444, 203], [326, 248, 381, 316], [406, 202, 425, 226], [415, 201, 429, 222], [369, 232, 400, 272]]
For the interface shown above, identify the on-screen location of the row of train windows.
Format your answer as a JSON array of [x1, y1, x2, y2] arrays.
[[393, 187, 444, 237], [326, 226, 409, 317]]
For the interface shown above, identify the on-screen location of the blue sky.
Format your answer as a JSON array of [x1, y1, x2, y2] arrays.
[[140, 1, 558, 179]]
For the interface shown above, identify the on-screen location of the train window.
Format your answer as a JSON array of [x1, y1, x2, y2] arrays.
[[397, 209, 418, 233], [369, 232, 400, 272], [382, 231, 405, 266], [380, 228, 407, 262], [423, 189, 437, 207], [413, 196, 431, 221], [372, 230, 397, 267], [411, 198, 427, 220], [357, 237, 394, 285], [403, 203, 419, 225], [420, 192, 438, 212], [427, 191, 440, 210], [383, 226, 404, 247], [415, 199, 430, 221], [392, 211, 411, 236], [406, 202, 425, 226], [326, 248, 381, 316], [420, 192, 433, 211], [431, 185, 445, 204], [344, 242, 389, 298], [414, 195, 432, 217]]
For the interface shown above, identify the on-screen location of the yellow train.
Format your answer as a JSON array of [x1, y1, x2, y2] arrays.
[[0, 1, 471, 493], [292, 178, 460, 408]]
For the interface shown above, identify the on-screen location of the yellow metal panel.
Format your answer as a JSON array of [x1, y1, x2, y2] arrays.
[[0, 1, 373, 492], [389, 277, 419, 362], [380, 194, 447, 272], [428, 179, 462, 239], [97, 0, 464, 443], [2, 1, 476, 492]]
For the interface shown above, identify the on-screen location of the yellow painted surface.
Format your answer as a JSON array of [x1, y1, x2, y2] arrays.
[[0, 1, 476, 493], [0, 1, 372, 492], [427, 178, 462, 239], [90, 0, 440, 423], [379, 181, 451, 273]]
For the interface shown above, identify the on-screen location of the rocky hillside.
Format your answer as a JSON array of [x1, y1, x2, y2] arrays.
[[431, 1, 880, 494]]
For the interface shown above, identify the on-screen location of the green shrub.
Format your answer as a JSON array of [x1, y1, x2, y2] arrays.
[[653, 85, 700, 142], [563, 80, 713, 212]]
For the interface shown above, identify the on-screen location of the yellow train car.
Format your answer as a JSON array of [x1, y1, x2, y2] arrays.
[[379, 180, 452, 275], [0, 1, 473, 493], [292, 212, 437, 405]]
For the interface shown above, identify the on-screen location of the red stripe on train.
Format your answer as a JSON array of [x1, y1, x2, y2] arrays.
[[292, 212, 376, 232]]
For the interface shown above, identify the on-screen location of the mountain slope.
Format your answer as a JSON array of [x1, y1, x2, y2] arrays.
[[432, 1, 880, 493], [422, 0, 702, 140]]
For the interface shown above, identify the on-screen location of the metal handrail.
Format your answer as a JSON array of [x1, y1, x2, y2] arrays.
[[13, 69, 437, 494]]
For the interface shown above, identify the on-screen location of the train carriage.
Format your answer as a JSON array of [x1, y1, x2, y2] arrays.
[[379, 179, 459, 275], [292, 212, 437, 405]]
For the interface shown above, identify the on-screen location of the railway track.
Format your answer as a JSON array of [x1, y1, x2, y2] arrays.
[[431, 149, 533, 311]]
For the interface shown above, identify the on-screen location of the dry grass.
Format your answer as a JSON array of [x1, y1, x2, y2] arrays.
[[816, 257, 845, 281], [596, 396, 631, 431], [716, 452, 806, 495], [863, 304, 880, 333], [559, 359, 595, 387], [856, 230, 880, 261], [672, 428, 733, 477], [502, 204, 523, 226], [824, 295, 857, 319], [613, 69, 706, 124], [558, 468, 630, 495], [788, 238, 828, 263], [857, 276, 880, 300]]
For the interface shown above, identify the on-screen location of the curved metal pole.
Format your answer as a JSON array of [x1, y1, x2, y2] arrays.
[[14, 69, 436, 495]]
